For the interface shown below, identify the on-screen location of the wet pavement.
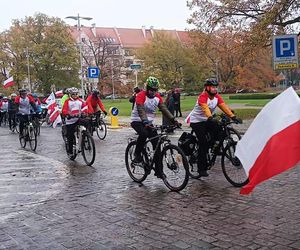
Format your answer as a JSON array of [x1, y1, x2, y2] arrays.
[[0, 115, 300, 249]]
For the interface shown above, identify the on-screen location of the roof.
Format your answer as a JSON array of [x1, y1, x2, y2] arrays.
[[69, 26, 191, 49]]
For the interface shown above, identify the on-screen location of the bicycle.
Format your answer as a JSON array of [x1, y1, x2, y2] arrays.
[[178, 113, 249, 187], [89, 112, 107, 140], [32, 113, 41, 135], [125, 125, 189, 192], [63, 115, 96, 166], [19, 114, 37, 151]]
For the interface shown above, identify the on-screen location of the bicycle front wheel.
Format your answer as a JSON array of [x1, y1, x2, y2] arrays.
[[161, 144, 189, 192], [96, 119, 107, 140], [19, 128, 27, 148], [125, 141, 148, 183], [29, 126, 37, 151], [221, 142, 249, 187], [81, 132, 96, 166]]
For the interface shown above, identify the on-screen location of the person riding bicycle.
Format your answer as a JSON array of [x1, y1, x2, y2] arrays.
[[189, 78, 241, 177], [131, 76, 179, 178], [15, 89, 37, 137], [61, 87, 88, 155], [86, 89, 107, 116], [31, 93, 42, 114], [8, 93, 18, 130], [0, 96, 9, 126]]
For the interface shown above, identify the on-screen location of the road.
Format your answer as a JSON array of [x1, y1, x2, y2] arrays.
[[0, 118, 300, 249]]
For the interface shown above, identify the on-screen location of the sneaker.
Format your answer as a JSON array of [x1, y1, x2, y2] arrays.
[[198, 170, 209, 177], [132, 154, 143, 164]]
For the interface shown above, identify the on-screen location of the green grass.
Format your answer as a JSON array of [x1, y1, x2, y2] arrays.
[[102, 94, 271, 119]]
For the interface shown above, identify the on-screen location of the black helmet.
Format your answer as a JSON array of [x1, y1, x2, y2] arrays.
[[133, 86, 140, 93], [19, 88, 27, 94], [204, 78, 219, 87], [92, 89, 100, 95]]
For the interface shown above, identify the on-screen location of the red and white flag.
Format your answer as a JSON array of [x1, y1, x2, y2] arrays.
[[46, 92, 61, 128], [236, 87, 300, 195], [2, 76, 15, 88]]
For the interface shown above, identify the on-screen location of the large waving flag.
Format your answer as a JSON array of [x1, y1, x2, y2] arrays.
[[236, 87, 300, 195], [46, 92, 61, 128], [2, 76, 15, 88]]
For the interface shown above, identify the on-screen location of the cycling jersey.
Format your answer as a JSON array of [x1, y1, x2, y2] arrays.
[[15, 95, 36, 115], [189, 91, 234, 123], [131, 90, 163, 122], [0, 100, 8, 112], [62, 98, 87, 125], [85, 95, 106, 114]]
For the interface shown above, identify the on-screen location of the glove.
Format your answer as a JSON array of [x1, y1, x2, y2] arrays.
[[142, 120, 153, 128], [231, 116, 242, 124], [103, 111, 107, 116]]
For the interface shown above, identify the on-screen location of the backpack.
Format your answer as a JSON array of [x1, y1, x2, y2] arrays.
[[178, 132, 197, 156]]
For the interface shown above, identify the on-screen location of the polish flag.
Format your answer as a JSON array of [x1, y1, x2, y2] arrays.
[[46, 92, 61, 128], [184, 112, 191, 124], [2, 76, 15, 88], [235, 87, 300, 195]]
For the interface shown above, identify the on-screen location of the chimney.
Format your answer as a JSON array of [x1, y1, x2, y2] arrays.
[[91, 23, 96, 37], [150, 26, 154, 37], [142, 26, 146, 38]]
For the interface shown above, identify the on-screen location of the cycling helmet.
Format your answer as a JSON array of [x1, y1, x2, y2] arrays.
[[92, 89, 100, 95], [3, 96, 8, 100], [68, 87, 79, 95], [63, 88, 69, 95], [11, 93, 17, 98], [204, 78, 219, 87], [146, 76, 159, 90], [19, 88, 27, 94], [133, 86, 140, 94]]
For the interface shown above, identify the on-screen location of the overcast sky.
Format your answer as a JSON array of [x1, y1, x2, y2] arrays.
[[0, 0, 194, 32]]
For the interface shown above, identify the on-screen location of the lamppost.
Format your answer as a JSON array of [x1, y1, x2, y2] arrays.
[[66, 14, 92, 99], [25, 47, 31, 92]]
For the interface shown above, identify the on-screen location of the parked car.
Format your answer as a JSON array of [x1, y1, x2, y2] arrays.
[[105, 94, 120, 99]]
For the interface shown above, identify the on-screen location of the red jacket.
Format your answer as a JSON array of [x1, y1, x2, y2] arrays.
[[85, 95, 106, 113]]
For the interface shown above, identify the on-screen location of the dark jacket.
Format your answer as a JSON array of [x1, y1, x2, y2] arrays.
[[8, 99, 18, 113]]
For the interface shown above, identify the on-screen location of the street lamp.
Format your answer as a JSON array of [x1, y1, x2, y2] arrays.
[[25, 47, 31, 92], [66, 14, 92, 99]]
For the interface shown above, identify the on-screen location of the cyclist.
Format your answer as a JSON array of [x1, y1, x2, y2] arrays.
[[61, 87, 88, 155], [86, 89, 107, 117], [131, 76, 179, 178], [32, 93, 42, 114], [0, 96, 9, 126], [15, 89, 37, 137], [8, 93, 18, 131], [189, 78, 240, 177]]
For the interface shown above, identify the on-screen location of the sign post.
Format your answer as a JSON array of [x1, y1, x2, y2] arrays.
[[130, 64, 142, 87]]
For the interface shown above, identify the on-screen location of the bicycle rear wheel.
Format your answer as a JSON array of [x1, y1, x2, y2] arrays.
[[19, 128, 27, 148], [161, 144, 189, 192], [221, 141, 249, 187], [125, 141, 148, 183], [29, 125, 37, 151], [81, 132, 96, 166], [96, 119, 107, 140]]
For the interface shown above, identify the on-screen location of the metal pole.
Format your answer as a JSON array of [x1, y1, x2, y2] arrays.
[[111, 60, 115, 100], [26, 48, 31, 92], [78, 15, 85, 99], [135, 70, 138, 87]]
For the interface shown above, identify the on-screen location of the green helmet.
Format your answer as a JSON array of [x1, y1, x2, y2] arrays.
[[146, 76, 159, 90]]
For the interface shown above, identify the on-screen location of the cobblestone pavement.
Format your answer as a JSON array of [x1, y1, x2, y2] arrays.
[[0, 116, 300, 250]]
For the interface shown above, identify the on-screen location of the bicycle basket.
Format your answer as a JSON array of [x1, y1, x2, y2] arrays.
[[178, 132, 197, 156]]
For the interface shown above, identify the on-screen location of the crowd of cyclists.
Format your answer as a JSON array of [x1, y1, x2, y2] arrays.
[[0, 75, 242, 181]]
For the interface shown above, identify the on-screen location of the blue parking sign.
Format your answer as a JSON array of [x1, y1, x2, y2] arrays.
[[272, 34, 298, 70], [275, 37, 295, 57], [88, 67, 100, 78]]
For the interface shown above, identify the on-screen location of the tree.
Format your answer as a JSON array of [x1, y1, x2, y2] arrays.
[[0, 13, 79, 94], [82, 34, 124, 94], [137, 32, 203, 91], [187, 0, 300, 47]]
